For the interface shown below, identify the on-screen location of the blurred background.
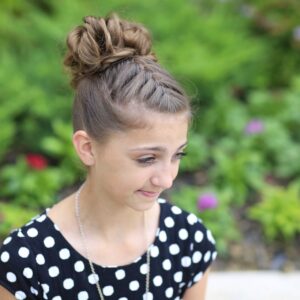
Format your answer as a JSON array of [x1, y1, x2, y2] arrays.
[[0, 0, 300, 273]]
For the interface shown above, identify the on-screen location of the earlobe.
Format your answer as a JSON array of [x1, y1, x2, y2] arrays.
[[72, 130, 95, 166]]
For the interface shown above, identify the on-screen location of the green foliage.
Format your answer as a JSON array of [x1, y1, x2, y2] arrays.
[[0, 202, 38, 240], [248, 183, 300, 242], [0, 156, 64, 209], [210, 147, 265, 204], [41, 119, 84, 185], [179, 132, 209, 172]]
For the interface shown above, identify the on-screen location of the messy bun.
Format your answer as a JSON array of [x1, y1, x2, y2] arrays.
[[64, 13, 156, 87], [64, 13, 190, 143]]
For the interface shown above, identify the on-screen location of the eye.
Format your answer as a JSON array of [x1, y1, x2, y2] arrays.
[[175, 152, 187, 160], [136, 156, 156, 165]]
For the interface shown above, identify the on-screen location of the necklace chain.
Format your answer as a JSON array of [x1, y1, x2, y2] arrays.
[[74, 185, 151, 300]]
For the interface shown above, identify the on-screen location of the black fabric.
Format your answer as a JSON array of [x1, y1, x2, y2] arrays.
[[0, 199, 217, 300]]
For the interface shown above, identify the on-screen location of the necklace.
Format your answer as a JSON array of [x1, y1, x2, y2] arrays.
[[74, 185, 151, 300]]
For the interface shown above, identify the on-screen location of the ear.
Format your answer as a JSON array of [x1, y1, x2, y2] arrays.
[[72, 130, 95, 166]]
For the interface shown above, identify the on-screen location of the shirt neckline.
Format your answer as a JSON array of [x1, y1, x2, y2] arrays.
[[42, 199, 166, 269]]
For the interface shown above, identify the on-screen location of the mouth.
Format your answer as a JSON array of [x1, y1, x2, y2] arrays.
[[137, 190, 161, 198]]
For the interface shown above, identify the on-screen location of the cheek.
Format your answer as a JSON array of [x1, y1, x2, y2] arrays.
[[102, 166, 150, 192], [170, 161, 180, 178]]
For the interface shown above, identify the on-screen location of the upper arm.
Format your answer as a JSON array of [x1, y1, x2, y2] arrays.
[[0, 230, 40, 300], [182, 268, 210, 300], [0, 285, 16, 300]]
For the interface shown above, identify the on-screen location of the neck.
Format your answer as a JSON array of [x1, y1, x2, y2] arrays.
[[75, 180, 151, 242]]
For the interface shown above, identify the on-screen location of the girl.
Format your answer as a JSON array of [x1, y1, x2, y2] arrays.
[[0, 13, 216, 300]]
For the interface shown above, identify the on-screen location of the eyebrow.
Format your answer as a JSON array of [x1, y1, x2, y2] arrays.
[[129, 141, 188, 152]]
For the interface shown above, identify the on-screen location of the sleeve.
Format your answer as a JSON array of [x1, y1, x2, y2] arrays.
[[186, 215, 217, 288], [0, 229, 41, 299]]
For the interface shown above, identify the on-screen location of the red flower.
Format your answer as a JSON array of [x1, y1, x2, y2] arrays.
[[26, 154, 48, 170]]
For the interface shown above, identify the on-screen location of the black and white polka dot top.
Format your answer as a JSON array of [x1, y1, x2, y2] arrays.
[[0, 199, 217, 300]]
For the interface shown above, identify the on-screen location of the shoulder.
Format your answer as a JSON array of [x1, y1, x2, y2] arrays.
[[0, 209, 53, 270], [158, 198, 217, 273], [159, 198, 215, 240], [0, 210, 53, 297]]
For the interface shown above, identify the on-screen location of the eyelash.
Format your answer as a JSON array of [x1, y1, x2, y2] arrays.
[[137, 152, 187, 165]]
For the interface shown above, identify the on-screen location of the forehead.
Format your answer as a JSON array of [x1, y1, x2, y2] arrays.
[[104, 112, 189, 150]]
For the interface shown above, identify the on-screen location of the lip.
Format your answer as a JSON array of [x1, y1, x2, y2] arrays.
[[137, 190, 160, 198]]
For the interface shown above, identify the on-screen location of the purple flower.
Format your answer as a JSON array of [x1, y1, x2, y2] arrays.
[[293, 26, 300, 42], [245, 119, 264, 134], [197, 193, 218, 211]]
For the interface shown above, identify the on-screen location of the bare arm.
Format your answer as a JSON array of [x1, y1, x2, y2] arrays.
[[182, 268, 210, 300], [0, 285, 15, 300]]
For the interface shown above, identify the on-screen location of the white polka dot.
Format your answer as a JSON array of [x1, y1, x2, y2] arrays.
[[63, 278, 74, 290], [103, 285, 114, 296], [143, 292, 153, 300], [23, 268, 33, 279], [52, 296, 62, 300], [41, 283, 49, 294], [17, 230, 24, 238], [153, 275, 163, 286], [165, 287, 174, 298], [194, 271, 203, 282], [119, 298, 128, 300], [207, 230, 216, 244], [190, 243, 194, 252], [48, 266, 60, 277], [204, 251, 211, 262], [18, 247, 30, 258], [129, 280, 139, 291], [157, 198, 166, 203], [1, 251, 10, 263], [78, 291, 89, 300], [27, 228, 38, 238], [3, 236, 12, 245], [44, 236, 55, 248], [140, 263, 148, 275], [115, 269, 126, 280], [169, 244, 180, 255], [7, 272, 17, 282], [36, 214, 47, 222], [212, 251, 218, 260], [171, 206, 182, 215], [162, 259, 172, 271], [88, 273, 99, 284], [159, 230, 167, 242], [181, 256, 192, 267], [195, 231, 204, 243], [15, 291, 26, 300], [59, 248, 70, 260], [178, 229, 189, 240], [150, 245, 159, 257], [192, 251, 202, 263], [164, 217, 175, 228], [174, 271, 183, 282], [74, 261, 85, 272], [30, 287, 38, 295], [187, 213, 198, 225], [36, 254, 45, 265]]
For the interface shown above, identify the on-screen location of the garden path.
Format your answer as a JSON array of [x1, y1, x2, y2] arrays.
[[206, 271, 300, 300]]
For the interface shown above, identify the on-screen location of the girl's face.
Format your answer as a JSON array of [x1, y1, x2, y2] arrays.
[[89, 112, 189, 211]]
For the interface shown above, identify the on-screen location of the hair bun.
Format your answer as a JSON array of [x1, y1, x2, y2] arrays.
[[64, 13, 156, 86]]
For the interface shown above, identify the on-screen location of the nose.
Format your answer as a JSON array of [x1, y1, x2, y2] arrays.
[[151, 163, 178, 190]]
